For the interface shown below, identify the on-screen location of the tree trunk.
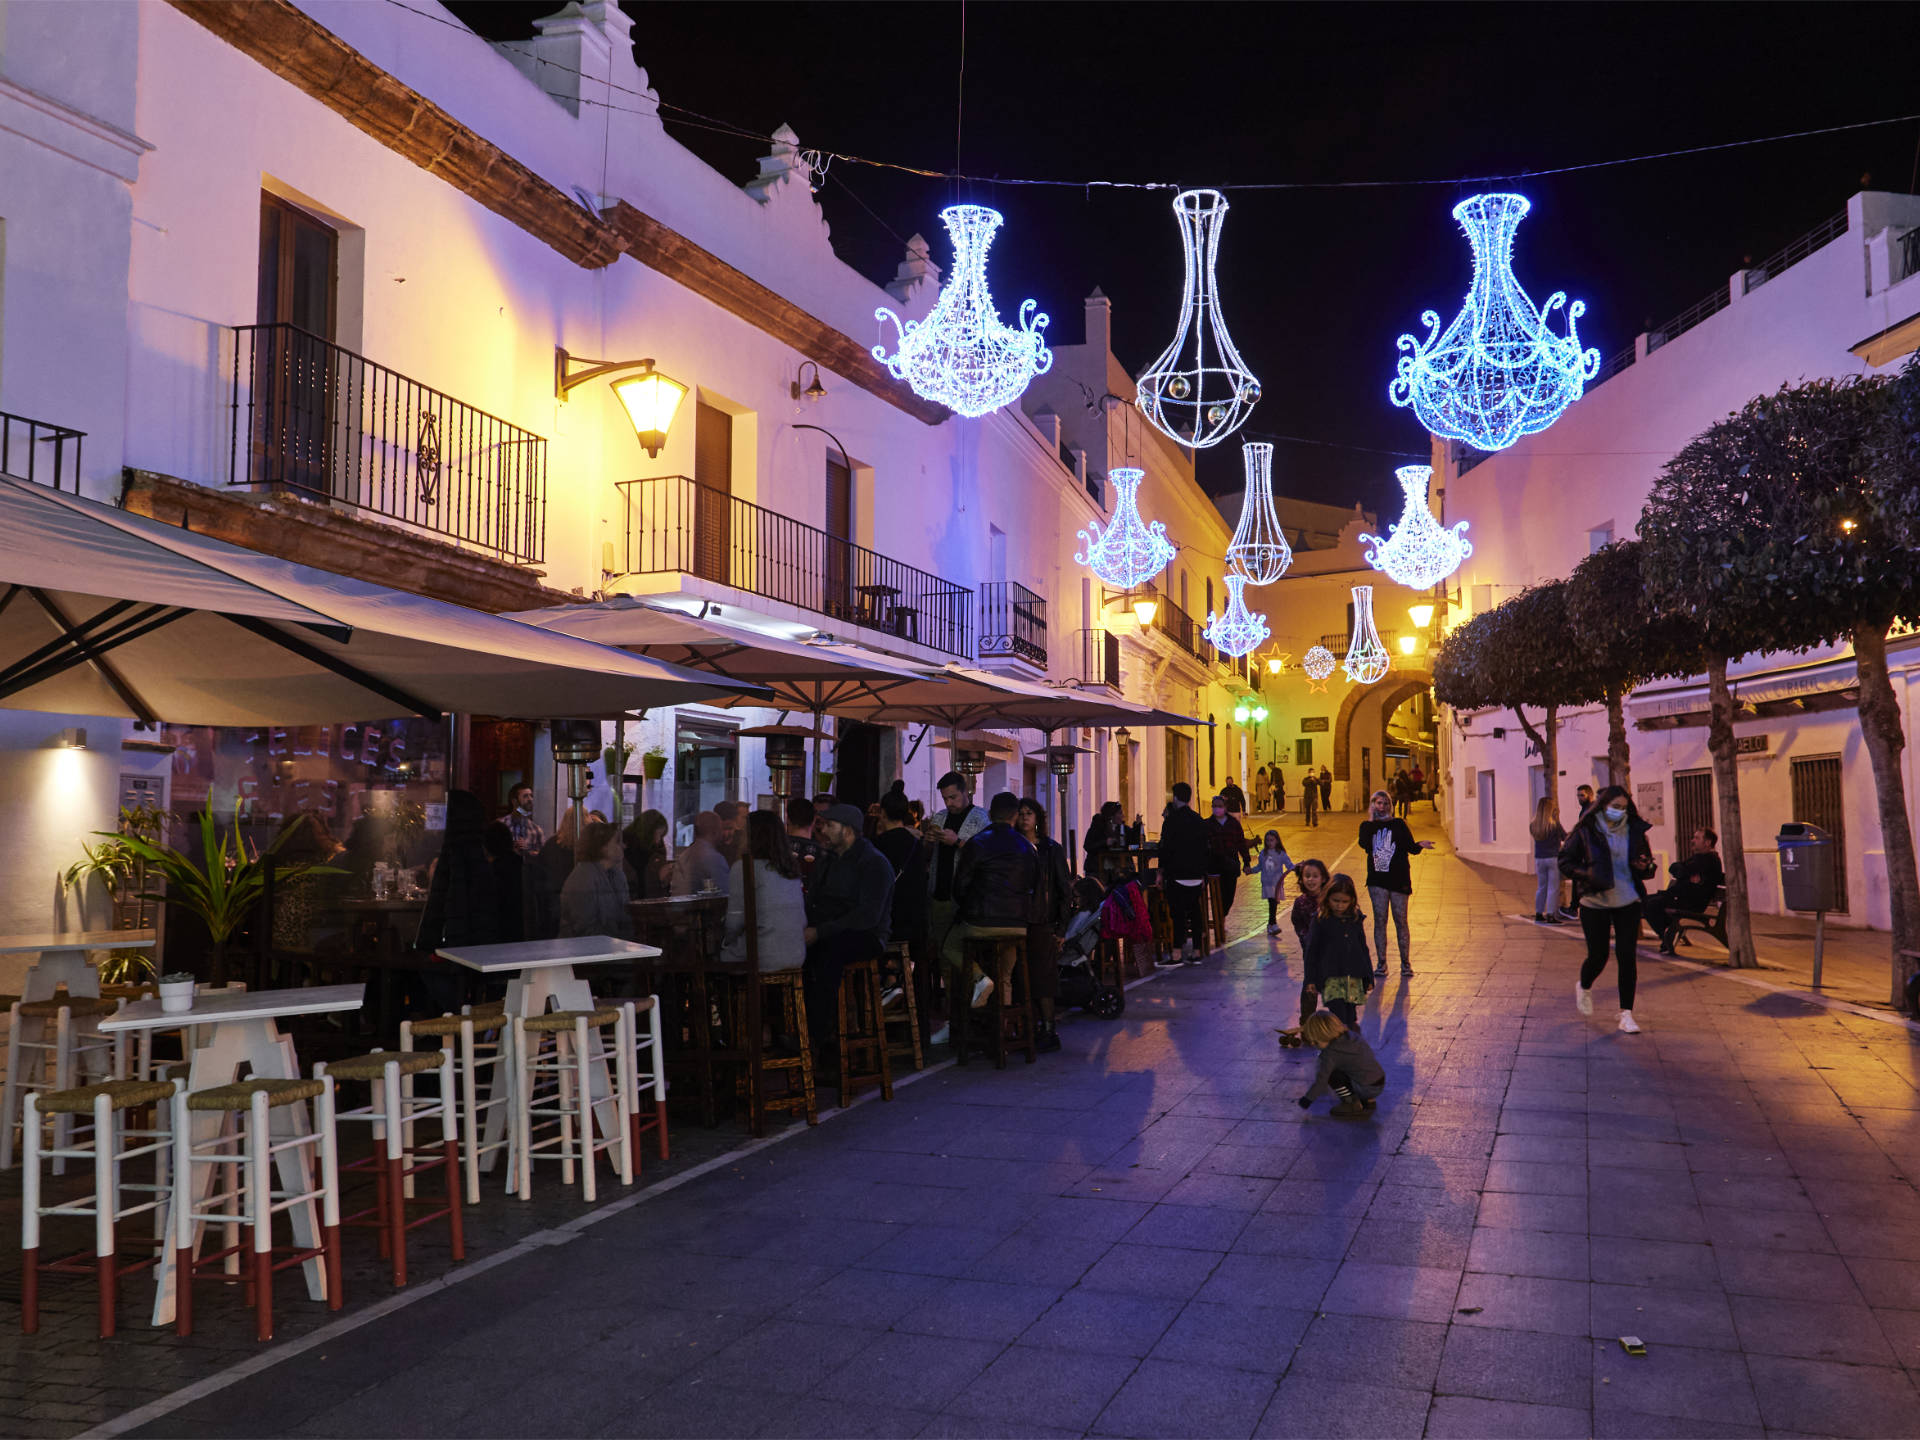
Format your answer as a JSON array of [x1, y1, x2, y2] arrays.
[[1706, 656, 1757, 968], [1512, 705, 1560, 823], [1606, 682, 1632, 791], [1854, 624, 1920, 1009]]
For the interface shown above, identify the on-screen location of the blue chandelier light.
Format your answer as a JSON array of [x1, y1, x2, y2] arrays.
[[1135, 189, 1260, 449], [1225, 442, 1293, 585], [1343, 585, 1390, 685], [874, 204, 1051, 418], [1358, 465, 1472, 590], [1389, 193, 1599, 451], [1203, 573, 1270, 659], [1076, 468, 1176, 589]]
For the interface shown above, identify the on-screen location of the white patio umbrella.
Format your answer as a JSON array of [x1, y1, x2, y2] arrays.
[[0, 477, 756, 723]]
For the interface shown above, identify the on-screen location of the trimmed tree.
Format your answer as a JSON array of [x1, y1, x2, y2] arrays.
[[1563, 539, 1699, 791], [1640, 376, 1917, 976]]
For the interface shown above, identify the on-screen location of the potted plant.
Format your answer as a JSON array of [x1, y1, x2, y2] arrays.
[[158, 971, 197, 1014], [63, 804, 171, 987], [641, 745, 669, 781], [604, 739, 636, 783], [112, 810, 338, 988]]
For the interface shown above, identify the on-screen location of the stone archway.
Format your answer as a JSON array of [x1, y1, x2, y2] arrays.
[[1333, 670, 1432, 784]]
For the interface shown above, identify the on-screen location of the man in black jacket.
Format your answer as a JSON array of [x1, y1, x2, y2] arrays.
[[1641, 827, 1725, 953], [804, 803, 896, 1055], [1157, 782, 1213, 965], [941, 792, 1037, 1008]]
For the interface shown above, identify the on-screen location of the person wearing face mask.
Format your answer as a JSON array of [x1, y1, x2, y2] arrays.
[[1358, 789, 1431, 978], [504, 782, 544, 860], [1558, 784, 1657, 1033]]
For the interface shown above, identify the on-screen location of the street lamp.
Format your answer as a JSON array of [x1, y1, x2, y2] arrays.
[[1408, 601, 1435, 629], [1399, 635, 1418, 655], [555, 349, 688, 458]]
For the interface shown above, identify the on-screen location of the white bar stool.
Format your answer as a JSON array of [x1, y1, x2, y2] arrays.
[[2, 994, 127, 1173], [607, 998, 669, 1174], [512, 1008, 631, 1202], [400, 1002, 512, 1205], [21, 1077, 179, 1337]]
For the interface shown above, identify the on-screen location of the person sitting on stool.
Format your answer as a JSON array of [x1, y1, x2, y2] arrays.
[[803, 804, 895, 1059], [940, 792, 1037, 1008], [1642, 827, 1724, 954]]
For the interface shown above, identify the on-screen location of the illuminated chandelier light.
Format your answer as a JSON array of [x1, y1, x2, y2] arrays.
[[1225, 442, 1293, 585], [1389, 193, 1599, 452], [1076, 468, 1176, 589], [873, 205, 1051, 418], [1358, 465, 1473, 589], [1343, 584, 1390, 685], [1203, 573, 1270, 659], [1135, 189, 1260, 449], [1301, 644, 1336, 693]]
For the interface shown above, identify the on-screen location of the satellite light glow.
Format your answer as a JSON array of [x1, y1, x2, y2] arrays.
[[1135, 189, 1260, 449], [1077, 468, 1176, 589], [1358, 465, 1473, 589], [1389, 193, 1599, 451], [1225, 442, 1293, 585], [1203, 573, 1270, 659], [1343, 585, 1391, 685], [874, 205, 1051, 417]]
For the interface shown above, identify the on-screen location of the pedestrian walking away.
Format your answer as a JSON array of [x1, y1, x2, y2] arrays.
[[1358, 789, 1430, 977], [1303, 872, 1374, 1027], [1294, 1011, 1385, 1119], [1529, 796, 1567, 924], [1257, 830, 1295, 934], [1206, 794, 1253, 929], [1275, 767, 1286, 815], [1156, 782, 1213, 965], [1558, 783, 1657, 1033], [1318, 766, 1333, 814], [1300, 766, 1318, 826]]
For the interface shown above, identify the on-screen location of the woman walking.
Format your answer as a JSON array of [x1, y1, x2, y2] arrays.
[[1529, 797, 1566, 924], [1558, 784, 1657, 1033]]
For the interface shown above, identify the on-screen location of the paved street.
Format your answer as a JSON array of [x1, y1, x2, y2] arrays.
[[76, 813, 1920, 1437]]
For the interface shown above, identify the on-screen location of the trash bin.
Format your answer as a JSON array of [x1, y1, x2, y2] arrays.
[[1777, 823, 1836, 912]]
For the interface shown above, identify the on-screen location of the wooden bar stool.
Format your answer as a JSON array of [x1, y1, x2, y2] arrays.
[[1143, 887, 1173, 968], [21, 1078, 178, 1337], [833, 955, 892, 1107], [170, 1076, 341, 1342], [880, 942, 924, 1074], [748, 971, 816, 1133], [602, 999, 669, 1175], [3, 993, 126, 1173], [400, 1003, 510, 1206], [512, 1009, 632, 1202], [953, 930, 1037, 1070], [314, 1049, 463, 1288]]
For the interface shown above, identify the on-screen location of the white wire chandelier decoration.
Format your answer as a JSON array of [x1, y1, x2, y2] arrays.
[[1076, 468, 1176, 590], [1301, 644, 1336, 693], [1203, 572, 1270, 658], [1388, 193, 1600, 452], [874, 204, 1052, 418], [1224, 441, 1293, 585], [1342, 585, 1391, 685], [1358, 465, 1472, 590], [1134, 189, 1261, 450]]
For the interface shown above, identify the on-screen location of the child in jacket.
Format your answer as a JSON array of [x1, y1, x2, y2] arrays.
[[1257, 830, 1295, 935], [1296, 1011, 1386, 1119], [1303, 873, 1374, 1026]]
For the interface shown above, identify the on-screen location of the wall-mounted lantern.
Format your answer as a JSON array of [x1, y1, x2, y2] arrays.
[[555, 349, 688, 458]]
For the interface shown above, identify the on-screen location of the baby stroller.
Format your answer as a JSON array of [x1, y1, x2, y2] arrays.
[[1055, 876, 1132, 1020]]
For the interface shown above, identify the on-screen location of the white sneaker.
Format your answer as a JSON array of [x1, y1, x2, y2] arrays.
[[1617, 1010, 1640, 1034], [881, 986, 904, 1009], [970, 975, 995, 1009], [1575, 983, 1593, 1016], [929, 1023, 950, 1046]]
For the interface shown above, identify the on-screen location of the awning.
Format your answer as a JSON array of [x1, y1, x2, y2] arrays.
[[825, 662, 1201, 733], [0, 477, 754, 723], [1629, 655, 1860, 728]]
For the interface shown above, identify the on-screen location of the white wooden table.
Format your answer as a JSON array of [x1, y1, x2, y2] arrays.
[[99, 984, 365, 1326], [0, 929, 157, 1002], [437, 937, 659, 1180]]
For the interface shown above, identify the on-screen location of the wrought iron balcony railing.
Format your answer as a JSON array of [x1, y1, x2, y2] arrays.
[[979, 581, 1047, 666], [616, 474, 973, 659], [0, 411, 85, 491], [1077, 628, 1121, 689], [229, 323, 547, 564]]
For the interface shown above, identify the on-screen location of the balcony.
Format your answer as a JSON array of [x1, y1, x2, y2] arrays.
[[0, 411, 85, 490], [229, 323, 547, 564], [616, 474, 973, 659], [1077, 628, 1121, 690], [978, 581, 1047, 668]]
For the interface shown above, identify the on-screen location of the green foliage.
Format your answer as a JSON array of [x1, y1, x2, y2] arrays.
[[109, 810, 336, 947], [1430, 605, 1504, 712], [1640, 376, 1916, 654], [1431, 580, 1605, 712], [1564, 540, 1699, 690]]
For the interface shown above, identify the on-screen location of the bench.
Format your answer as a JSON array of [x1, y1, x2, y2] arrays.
[[1666, 885, 1728, 951]]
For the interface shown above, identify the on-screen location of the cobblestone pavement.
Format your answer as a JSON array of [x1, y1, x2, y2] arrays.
[[48, 814, 1920, 1436]]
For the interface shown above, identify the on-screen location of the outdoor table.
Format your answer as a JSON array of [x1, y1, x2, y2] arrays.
[[338, 899, 431, 1037], [98, 983, 365, 1326], [853, 583, 899, 624], [0, 929, 157, 1002], [437, 936, 660, 1177]]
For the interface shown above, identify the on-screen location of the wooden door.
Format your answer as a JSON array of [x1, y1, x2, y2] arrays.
[[254, 194, 338, 492], [693, 403, 732, 584], [824, 454, 853, 620]]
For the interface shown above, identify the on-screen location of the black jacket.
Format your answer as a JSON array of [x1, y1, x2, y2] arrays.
[[1304, 912, 1375, 993], [415, 841, 504, 951], [953, 823, 1038, 929], [1158, 804, 1213, 882], [807, 835, 895, 946], [873, 826, 930, 944], [1663, 851, 1726, 909], [1558, 812, 1656, 898], [1030, 835, 1073, 931]]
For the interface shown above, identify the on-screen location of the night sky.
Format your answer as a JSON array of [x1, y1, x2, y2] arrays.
[[446, 1, 1920, 517]]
